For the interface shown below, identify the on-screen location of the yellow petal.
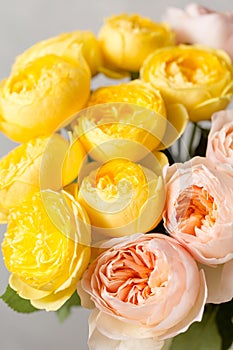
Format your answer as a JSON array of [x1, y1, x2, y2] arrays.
[[9, 274, 51, 300], [31, 286, 76, 311], [62, 136, 87, 186], [157, 103, 188, 150], [140, 150, 169, 175], [13, 31, 102, 77], [190, 95, 233, 122], [63, 182, 79, 200]]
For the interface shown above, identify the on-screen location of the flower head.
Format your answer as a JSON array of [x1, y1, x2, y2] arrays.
[[206, 109, 233, 167], [78, 158, 165, 237], [99, 13, 174, 73], [0, 134, 85, 223], [141, 45, 233, 121], [0, 51, 90, 142], [163, 3, 233, 60], [2, 190, 91, 311], [73, 82, 188, 162], [78, 233, 207, 346], [163, 156, 233, 303]]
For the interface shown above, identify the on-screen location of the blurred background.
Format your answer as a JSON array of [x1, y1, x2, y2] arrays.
[[0, 0, 232, 349]]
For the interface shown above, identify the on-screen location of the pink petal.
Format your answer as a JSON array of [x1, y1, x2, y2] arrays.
[[200, 260, 233, 303], [88, 309, 167, 350]]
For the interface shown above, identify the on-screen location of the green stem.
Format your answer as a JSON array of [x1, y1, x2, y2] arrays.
[[188, 122, 197, 158], [177, 137, 181, 162], [130, 71, 140, 80]]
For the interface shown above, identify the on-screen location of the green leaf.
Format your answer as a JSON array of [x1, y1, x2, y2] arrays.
[[216, 299, 233, 350], [56, 292, 81, 322], [170, 306, 222, 350], [0, 285, 39, 313]]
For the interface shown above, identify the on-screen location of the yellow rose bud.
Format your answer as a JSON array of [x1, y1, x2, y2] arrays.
[[78, 158, 165, 238], [2, 190, 91, 311], [0, 134, 86, 222], [73, 81, 167, 162], [141, 45, 233, 121], [0, 51, 90, 142], [13, 31, 102, 77], [98, 13, 174, 73]]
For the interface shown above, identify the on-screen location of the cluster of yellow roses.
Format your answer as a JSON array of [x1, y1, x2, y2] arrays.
[[1, 13, 233, 313]]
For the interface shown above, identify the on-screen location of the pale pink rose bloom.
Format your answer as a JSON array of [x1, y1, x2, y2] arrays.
[[78, 233, 207, 346], [163, 3, 233, 59], [206, 109, 233, 167], [163, 156, 233, 303]]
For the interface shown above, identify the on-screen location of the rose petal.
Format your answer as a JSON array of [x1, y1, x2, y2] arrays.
[[163, 4, 233, 59], [160, 270, 207, 339], [89, 309, 166, 350], [77, 280, 95, 309], [199, 260, 233, 304]]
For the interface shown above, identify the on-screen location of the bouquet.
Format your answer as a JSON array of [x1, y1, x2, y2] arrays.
[[0, 3, 233, 350]]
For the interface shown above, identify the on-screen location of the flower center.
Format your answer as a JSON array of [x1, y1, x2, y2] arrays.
[[176, 185, 217, 235], [95, 158, 147, 201], [104, 245, 168, 305], [150, 49, 226, 87], [111, 15, 167, 33]]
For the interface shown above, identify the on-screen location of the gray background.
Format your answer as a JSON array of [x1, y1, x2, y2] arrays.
[[0, 1, 232, 349]]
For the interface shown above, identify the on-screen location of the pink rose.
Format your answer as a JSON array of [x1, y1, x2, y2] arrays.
[[163, 156, 233, 303], [78, 233, 206, 350], [163, 3, 233, 59], [206, 109, 233, 167]]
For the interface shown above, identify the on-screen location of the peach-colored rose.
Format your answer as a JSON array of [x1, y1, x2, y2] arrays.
[[206, 109, 233, 167], [78, 233, 207, 348], [163, 3, 233, 59], [163, 156, 233, 303]]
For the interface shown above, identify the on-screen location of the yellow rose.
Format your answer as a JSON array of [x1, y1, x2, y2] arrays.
[[0, 50, 90, 142], [141, 45, 233, 121], [13, 31, 102, 77], [78, 158, 165, 238], [98, 13, 174, 73], [2, 190, 91, 311], [72, 81, 188, 162], [0, 134, 86, 223]]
